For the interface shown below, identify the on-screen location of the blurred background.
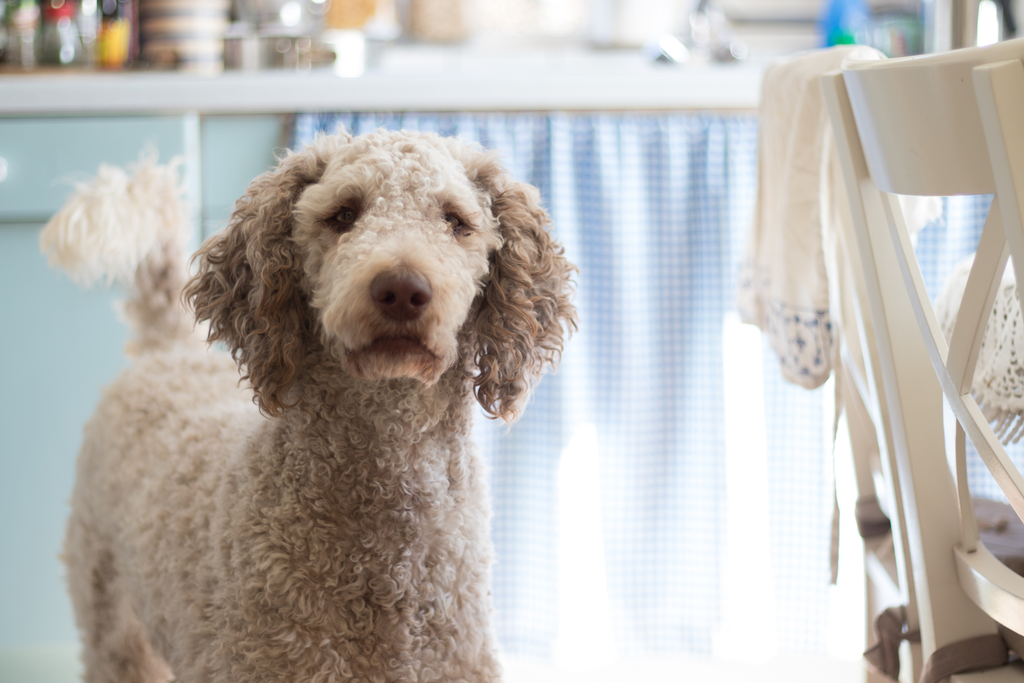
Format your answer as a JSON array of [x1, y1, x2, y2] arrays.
[[0, 0, 1007, 75], [0, 0, 1017, 682]]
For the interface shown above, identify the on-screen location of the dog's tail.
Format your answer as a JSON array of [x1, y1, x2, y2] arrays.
[[39, 152, 196, 355]]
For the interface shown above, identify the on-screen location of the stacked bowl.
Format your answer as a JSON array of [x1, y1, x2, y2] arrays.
[[140, 0, 229, 72]]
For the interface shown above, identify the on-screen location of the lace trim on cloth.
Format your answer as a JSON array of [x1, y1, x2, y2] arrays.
[[936, 256, 1024, 443], [738, 259, 835, 389]]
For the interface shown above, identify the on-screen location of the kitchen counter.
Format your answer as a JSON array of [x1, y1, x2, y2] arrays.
[[0, 63, 763, 114], [0, 34, 818, 114]]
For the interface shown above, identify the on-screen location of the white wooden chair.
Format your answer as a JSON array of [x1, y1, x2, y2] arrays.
[[822, 39, 1024, 682], [831, 177, 923, 680]]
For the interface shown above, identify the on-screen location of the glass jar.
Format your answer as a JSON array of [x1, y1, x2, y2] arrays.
[[40, 0, 83, 65], [5, 0, 41, 68]]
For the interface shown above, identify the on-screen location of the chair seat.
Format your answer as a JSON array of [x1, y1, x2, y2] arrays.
[[976, 497, 1024, 577]]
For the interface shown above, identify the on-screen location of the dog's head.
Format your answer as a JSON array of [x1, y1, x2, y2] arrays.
[[185, 131, 576, 422]]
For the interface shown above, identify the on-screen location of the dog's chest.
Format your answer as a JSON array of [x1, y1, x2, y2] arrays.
[[246, 428, 483, 657]]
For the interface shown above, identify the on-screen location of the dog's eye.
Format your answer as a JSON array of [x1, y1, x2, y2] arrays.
[[332, 206, 359, 232], [445, 213, 468, 236]]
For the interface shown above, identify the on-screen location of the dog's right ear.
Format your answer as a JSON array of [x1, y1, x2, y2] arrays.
[[184, 136, 343, 417]]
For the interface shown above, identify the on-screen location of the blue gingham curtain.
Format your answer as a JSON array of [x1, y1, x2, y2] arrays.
[[292, 112, 833, 658]]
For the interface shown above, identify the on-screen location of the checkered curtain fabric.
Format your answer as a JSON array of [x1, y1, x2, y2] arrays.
[[292, 112, 835, 658]]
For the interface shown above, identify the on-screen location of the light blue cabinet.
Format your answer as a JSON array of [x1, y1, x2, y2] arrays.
[[0, 223, 130, 649], [0, 117, 195, 222], [0, 114, 282, 670], [201, 115, 284, 236]]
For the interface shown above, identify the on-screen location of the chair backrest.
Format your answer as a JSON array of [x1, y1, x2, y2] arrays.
[[823, 39, 1024, 675]]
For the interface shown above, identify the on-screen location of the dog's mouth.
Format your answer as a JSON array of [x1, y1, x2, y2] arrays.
[[361, 336, 435, 357], [345, 335, 446, 383]]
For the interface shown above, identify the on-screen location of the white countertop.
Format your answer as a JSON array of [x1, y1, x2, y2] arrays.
[[0, 35, 811, 114]]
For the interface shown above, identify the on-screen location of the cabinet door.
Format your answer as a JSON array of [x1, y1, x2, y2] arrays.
[[0, 116, 192, 656], [0, 116, 195, 222], [0, 222, 130, 651], [201, 114, 284, 238]]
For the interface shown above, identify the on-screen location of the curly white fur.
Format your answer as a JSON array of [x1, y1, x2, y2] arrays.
[[52, 131, 577, 683], [40, 152, 187, 288]]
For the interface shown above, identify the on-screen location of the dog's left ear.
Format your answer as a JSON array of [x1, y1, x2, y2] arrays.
[[465, 156, 578, 423]]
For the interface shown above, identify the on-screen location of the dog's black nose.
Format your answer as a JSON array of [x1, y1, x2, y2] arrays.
[[370, 271, 433, 321]]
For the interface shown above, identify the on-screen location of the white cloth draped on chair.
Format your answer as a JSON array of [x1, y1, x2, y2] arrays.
[[738, 45, 884, 390]]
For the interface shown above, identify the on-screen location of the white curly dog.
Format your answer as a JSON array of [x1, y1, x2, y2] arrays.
[[40, 131, 576, 683]]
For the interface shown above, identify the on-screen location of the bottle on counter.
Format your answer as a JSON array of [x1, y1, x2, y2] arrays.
[[40, 0, 84, 65], [96, 0, 133, 68], [0, 2, 8, 63], [5, 0, 41, 68], [818, 0, 870, 45], [76, 0, 98, 65]]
